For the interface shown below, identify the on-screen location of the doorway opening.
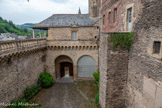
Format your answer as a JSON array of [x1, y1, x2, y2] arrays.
[[55, 55, 73, 79], [60, 62, 73, 78]]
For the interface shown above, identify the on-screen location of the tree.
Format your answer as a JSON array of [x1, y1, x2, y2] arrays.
[[23, 28, 28, 33]]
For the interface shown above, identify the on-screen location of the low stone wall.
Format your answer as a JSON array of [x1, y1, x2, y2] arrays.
[[99, 33, 129, 108], [0, 41, 46, 105]]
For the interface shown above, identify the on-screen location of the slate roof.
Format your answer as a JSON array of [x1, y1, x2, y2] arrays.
[[32, 14, 99, 29]]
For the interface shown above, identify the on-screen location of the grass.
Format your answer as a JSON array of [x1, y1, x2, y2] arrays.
[[75, 80, 101, 108]]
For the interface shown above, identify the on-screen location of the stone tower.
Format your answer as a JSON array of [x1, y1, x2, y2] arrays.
[[89, 0, 99, 18]]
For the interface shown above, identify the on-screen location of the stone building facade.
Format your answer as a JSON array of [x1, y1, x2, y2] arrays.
[[99, 0, 162, 108], [100, 0, 142, 32], [127, 0, 162, 107], [32, 14, 99, 80]]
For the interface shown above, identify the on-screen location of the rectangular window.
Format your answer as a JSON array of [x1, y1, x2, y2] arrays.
[[93, 2, 95, 7], [127, 8, 132, 23], [103, 15, 105, 25], [72, 32, 77, 40], [153, 41, 161, 54], [114, 8, 117, 23], [127, 7, 132, 31], [108, 12, 111, 25]]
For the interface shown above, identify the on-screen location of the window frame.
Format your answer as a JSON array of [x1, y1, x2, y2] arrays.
[[103, 15, 105, 25], [127, 7, 132, 23], [93, 2, 96, 7], [114, 8, 117, 23], [71, 31, 77, 40], [108, 11, 111, 25], [153, 41, 161, 54]]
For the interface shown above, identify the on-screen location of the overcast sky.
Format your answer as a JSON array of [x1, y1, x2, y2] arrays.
[[0, 0, 88, 24]]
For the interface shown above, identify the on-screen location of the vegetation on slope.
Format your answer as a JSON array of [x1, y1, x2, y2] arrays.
[[0, 17, 32, 36], [17, 23, 46, 36]]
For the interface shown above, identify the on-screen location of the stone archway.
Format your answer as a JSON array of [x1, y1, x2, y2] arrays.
[[55, 55, 73, 79]]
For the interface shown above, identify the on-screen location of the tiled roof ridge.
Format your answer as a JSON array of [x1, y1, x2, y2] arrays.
[[32, 14, 99, 29]]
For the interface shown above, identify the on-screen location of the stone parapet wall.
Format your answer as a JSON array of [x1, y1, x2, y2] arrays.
[[99, 33, 129, 108], [0, 39, 46, 57], [0, 39, 46, 63]]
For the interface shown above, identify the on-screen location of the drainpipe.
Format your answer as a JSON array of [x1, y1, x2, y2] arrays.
[[97, 17, 101, 72]]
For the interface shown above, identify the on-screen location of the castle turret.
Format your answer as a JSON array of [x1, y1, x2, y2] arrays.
[[89, 0, 99, 18]]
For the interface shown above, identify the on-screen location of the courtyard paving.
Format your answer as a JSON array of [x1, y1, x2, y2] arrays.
[[30, 77, 99, 108]]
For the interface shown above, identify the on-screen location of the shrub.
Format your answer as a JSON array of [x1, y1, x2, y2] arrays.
[[111, 32, 133, 51], [95, 91, 99, 104], [7, 99, 27, 108], [93, 71, 100, 83], [24, 85, 41, 101], [93, 72, 100, 105], [37, 72, 53, 88], [93, 71, 100, 88]]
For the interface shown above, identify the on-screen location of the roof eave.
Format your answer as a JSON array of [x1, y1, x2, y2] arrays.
[[31, 27, 48, 30]]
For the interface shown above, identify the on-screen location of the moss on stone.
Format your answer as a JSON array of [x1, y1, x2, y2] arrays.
[[110, 32, 133, 51]]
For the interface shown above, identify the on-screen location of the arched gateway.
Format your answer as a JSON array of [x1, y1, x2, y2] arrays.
[[55, 55, 73, 78]]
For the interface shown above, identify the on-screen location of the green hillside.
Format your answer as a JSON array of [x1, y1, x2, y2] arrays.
[[17, 23, 34, 32], [17, 23, 43, 34], [17, 23, 34, 29], [0, 17, 32, 36]]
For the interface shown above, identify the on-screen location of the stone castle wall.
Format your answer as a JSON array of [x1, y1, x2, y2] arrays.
[[0, 51, 46, 104], [126, 0, 162, 107], [99, 0, 162, 108], [99, 33, 129, 108]]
